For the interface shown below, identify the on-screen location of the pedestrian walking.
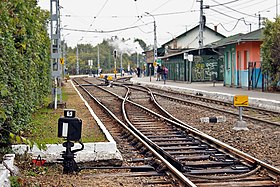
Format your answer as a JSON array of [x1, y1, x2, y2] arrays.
[[156, 64, 161, 81]]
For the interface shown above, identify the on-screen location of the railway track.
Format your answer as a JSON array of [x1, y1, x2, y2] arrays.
[[126, 84, 280, 127], [73, 77, 280, 186], [73, 78, 184, 186]]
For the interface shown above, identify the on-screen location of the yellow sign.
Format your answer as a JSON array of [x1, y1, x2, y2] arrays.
[[153, 61, 157, 67], [114, 70, 117, 74], [233, 95, 248, 106], [60, 58, 64, 65], [107, 76, 113, 81]]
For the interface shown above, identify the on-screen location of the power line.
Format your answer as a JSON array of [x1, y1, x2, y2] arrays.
[[79, 0, 109, 42], [211, 0, 257, 18], [210, 8, 241, 20], [151, 0, 173, 13], [63, 22, 154, 34], [206, 0, 267, 18], [210, 0, 241, 7], [89, 0, 109, 27], [217, 19, 244, 32]]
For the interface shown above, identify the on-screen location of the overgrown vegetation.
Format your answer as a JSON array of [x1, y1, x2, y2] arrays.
[[0, 0, 50, 150], [261, 17, 280, 90]]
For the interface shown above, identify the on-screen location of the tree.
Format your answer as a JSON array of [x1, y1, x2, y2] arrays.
[[261, 17, 280, 90]]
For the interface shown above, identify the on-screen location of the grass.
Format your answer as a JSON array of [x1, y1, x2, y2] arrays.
[[27, 84, 107, 145]]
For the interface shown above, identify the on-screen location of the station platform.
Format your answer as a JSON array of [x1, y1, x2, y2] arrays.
[[130, 76, 280, 111]]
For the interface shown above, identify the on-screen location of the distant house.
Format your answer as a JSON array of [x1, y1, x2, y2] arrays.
[[209, 29, 264, 89], [158, 25, 226, 82], [162, 25, 225, 55]]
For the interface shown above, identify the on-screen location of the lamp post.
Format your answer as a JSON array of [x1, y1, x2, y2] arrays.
[[277, 0, 279, 17], [97, 44, 100, 76], [145, 12, 157, 81], [62, 33, 70, 78], [76, 38, 83, 75], [167, 32, 175, 40]]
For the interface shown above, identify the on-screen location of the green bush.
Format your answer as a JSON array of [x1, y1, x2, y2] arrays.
[[0, 0, 50, 146]]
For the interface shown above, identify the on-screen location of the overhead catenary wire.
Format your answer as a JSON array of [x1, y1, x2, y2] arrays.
[[209, 0, 241, 7], [207, 0, 268, 18], [211, 0, 258, 18], [63, 22, 154, 34], [79, 0, 109, 42], [206, 0, 277, 33], [209, 9, 254, 32], [150, 0, 173, 13]]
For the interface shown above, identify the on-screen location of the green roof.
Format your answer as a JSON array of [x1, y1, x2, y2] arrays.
[[206, 28, 263, 48]]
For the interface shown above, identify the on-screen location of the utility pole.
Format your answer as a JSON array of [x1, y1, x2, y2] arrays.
[[97, 44, 100, 76], [259, 13, 261, 29], [277, 0, 279, 17], [114, 49, 117, 79], [62, 40, 66, 78], [76, 47, 79, 75], [145, 12, 157, 79], [198, 0, 204, 55], [120, 52, 123, 77], [50, 0, 62, 109]]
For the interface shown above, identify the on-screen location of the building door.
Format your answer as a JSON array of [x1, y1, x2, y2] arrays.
[[237, 51, 241, 87], [231, 52, 235, 86]]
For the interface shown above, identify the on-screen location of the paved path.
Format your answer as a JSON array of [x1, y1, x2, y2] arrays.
[[130, 76, 280, 111]]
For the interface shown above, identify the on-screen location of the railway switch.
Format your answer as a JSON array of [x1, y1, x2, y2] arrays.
[[58, 109, 84, 174]]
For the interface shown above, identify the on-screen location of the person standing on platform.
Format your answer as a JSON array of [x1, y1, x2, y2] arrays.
[[162, 65, 168, 84], [137, 67, 141, 77], [156, 64, 161, 81]]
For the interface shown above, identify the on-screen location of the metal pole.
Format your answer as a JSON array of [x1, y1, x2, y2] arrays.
[[62, 40, 65, 79], [145, 12, 157, 79], [239, 107, 243, 121], [277, 0, 279, 17], [189, 60, 192, 83], [121, 52, 123, 77], [149, 64, 151, 82], [153, 19, 157, 77], [114, 49, 117, 79], [136, 51, 139, 68], [198, 0, 204, 55], [64, 41, 67, 77], [76, 47, 79, 75], [50, 0, 62, 109], [259, 13, 261, 29], [97, 44, 100, 76]]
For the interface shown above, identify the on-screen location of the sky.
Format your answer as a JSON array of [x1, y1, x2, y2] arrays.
[[38, 0, 279, 52]]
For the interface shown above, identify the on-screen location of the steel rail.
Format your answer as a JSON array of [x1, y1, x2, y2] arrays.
[[125, 85, 280, 176], [127, 85, 280, 127], [75, 79, 280, 181], [74, 80, 197, 187], [147, 86, 280, 114], [153, 91, 280, 127]]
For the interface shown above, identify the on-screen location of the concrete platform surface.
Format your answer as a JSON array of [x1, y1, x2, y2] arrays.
[[131, 76, 280, 111]]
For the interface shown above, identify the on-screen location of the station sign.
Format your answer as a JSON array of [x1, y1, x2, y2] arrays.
[[233, 95, 248, 106]]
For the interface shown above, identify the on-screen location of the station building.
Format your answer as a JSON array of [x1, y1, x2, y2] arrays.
[[146, 26, 266, 90]]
